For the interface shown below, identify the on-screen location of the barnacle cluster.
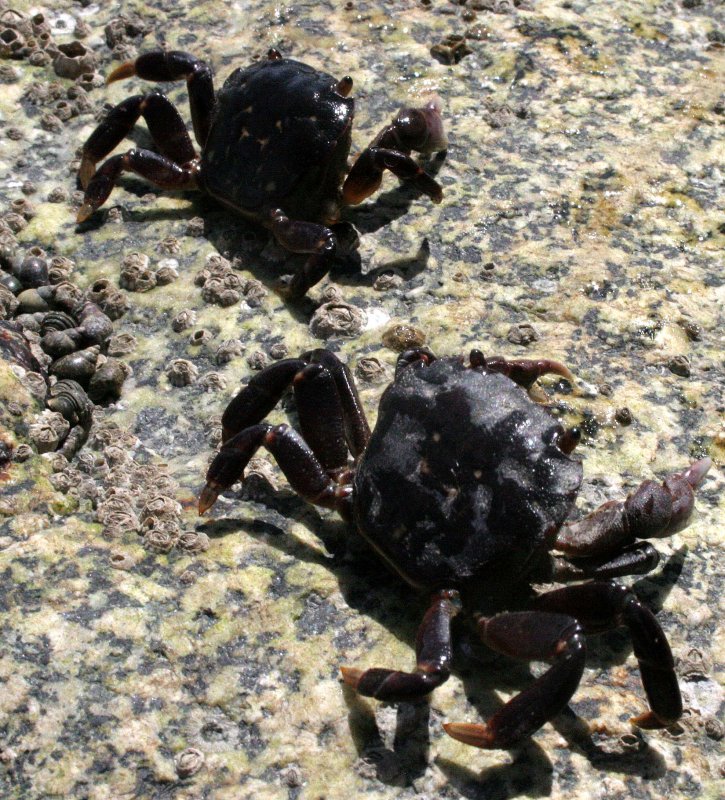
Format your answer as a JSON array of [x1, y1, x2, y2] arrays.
[[194, 253, 268, 308], [87, 425, 209, 556]]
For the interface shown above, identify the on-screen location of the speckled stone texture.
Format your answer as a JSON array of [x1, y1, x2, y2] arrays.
[[0, 1, 723, 799]]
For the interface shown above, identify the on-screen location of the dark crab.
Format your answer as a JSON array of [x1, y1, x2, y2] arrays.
[[198, 347, 710, 749], [76, 49, 447, 297]]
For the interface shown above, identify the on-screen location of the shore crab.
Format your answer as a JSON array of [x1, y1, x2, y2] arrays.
[[76, 49, 447, 297], [198, 347, 710, 748]]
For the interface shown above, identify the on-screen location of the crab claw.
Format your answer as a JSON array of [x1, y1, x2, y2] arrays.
[[443, 722, 496, 749], [484, 356, 575, 391], [678, 457, 712, 488]]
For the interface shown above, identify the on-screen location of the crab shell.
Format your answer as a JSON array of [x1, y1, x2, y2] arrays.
[[353, 357, 584, 591], [199, 58, 354, 225]]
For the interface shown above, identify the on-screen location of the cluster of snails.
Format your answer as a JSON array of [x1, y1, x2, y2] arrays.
[[1, 246, 131, 459]]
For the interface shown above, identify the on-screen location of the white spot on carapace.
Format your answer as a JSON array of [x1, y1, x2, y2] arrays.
[[473, 469, 483, 479], [265, 181, 276, 192], [432, 432, 441, 443], [275, 119, 283, 130]]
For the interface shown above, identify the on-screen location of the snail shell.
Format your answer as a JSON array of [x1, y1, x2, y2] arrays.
[[46, 379, 93, 428], [49, 344, 100, 383], [87, 358, 128, 403], [14, 255, 48, 289]]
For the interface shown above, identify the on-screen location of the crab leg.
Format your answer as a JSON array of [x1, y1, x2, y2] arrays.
[[198, 423, 350, 515], [534, 582, 682, 729], [219, 350, 370, 457], [344, 148, 443, 204], [301, 349, 371, 458], [107, 50, 215, 146], [555, 458, 711, 558], [444, 610, 586, 749], [77, 149, 199, 223], [341, 590, 461, 701], [294, 363, 350, 473], [220, 358, 308, 442], [268, 209, 337, 298], [78, 93, 196, 189]]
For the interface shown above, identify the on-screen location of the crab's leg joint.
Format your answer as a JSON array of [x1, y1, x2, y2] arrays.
[[268, 209, 337, 298], [107, 50, 214, 146], [199, 423, 349, 516]]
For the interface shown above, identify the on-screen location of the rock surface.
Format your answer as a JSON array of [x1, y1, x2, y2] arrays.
[[0, 1, 723, 799]]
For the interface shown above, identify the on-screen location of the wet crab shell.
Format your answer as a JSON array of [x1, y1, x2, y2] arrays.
[[353, 358, 583, 591], [200, 58, 354, 222]]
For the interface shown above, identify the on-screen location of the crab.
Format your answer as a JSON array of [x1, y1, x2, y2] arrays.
[[75, 49, 447, 297], [198, 347, 710, 749]]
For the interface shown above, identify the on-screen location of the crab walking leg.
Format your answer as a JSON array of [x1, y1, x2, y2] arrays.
[[198, 423, 349, 515], [555, 458, 712, 558], [543, 541, 662, 582], [445, 611, 586, 749], [220, 358, 308, 442], [342, 590, 461, 701], [76, 149, 199, 223], [77, 150, 198, 222], [533, 581, 682, 729], [301, 349, 371, 458], [268, 209, 337, 298], [78, 93, 197, 189], [293, 363, 350, 473], [107, 50, 215, 146]]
